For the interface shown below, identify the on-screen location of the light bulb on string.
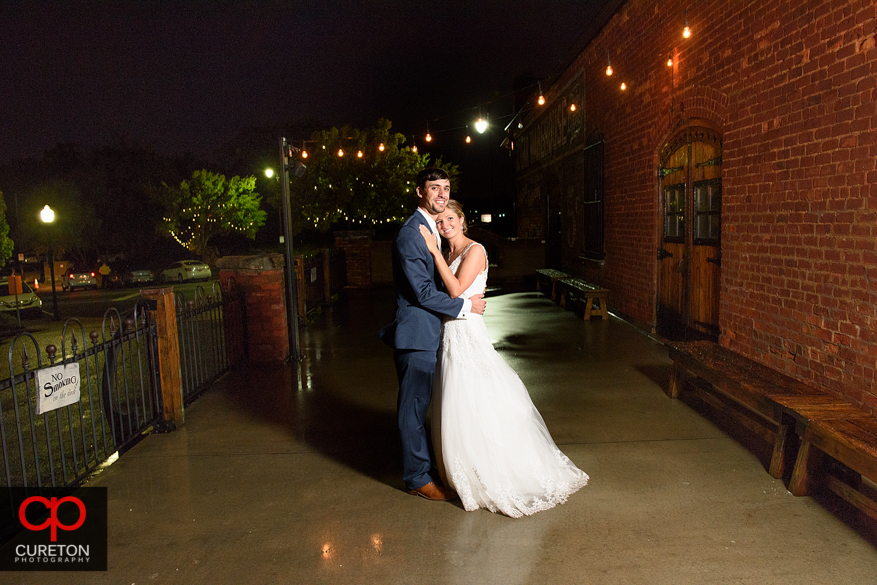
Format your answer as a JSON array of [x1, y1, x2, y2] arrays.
[[337, 148, 344, 157], [683, 9, 691, 38], [605, 51, 613, 76], [378, 142, 385, 152], [475, 117, 488, 134], [537, 81, 545, 105], [569, 103, 576, 112], [357, 150, 363, 158], [621, 82, 627, 91], [425, 124, 432, 142], [667, 54, 673, 67]]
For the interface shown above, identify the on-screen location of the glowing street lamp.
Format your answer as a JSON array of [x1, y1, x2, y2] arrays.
[[39, 205, 60, 321]]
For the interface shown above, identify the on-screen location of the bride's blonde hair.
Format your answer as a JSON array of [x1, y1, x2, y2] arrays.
[[446, 200, 467, 234]]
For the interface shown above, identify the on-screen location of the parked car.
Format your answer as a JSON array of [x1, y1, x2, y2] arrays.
[[62, 267, 98, 291], [124, 267, 155, 287], [0, 278, 43, 318], [159, 260, 212, 283]]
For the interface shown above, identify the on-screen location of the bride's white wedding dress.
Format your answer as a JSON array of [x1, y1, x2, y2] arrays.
[[433, 243, 588, 518]]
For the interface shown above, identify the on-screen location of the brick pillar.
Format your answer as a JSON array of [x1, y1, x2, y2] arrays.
[[216, 254, 289, 363], [334, 230, 372, 287]]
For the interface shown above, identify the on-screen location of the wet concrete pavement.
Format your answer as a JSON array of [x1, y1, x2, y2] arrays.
[[6, 285, 877, 584]]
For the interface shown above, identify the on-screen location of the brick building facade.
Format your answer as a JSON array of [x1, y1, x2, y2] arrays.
[[514, 0, 876, 410]]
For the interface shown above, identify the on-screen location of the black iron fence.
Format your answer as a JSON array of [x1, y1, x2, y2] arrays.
[[176, 281, 246, 403], [0, 304, 161, 491], [298, 249, 346, 319], [0, 280, 248, 493]]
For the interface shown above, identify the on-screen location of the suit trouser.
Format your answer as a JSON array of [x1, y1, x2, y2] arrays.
[[394, 348, 437, 490]]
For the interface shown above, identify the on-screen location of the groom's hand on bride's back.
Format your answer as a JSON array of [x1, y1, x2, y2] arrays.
[[470, 293, 486, 315]]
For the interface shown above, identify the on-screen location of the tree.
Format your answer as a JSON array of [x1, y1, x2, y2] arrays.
[[0, 190, 14, 267], [160, 170, 267, 261], [288, 119, 459, 234]]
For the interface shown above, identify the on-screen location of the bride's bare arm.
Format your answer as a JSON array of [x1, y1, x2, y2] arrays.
[[419, 225, 484, 298]]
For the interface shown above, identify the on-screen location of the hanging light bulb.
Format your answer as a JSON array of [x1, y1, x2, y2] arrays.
[[302, 149, 308, 159], [475, 117, 488, 133], [537, 81, 545, 105], [621, 82, 627, 91], [337, 148, 344, 157], [569, 103, 576, 112], [466, 135, 471, 143], [378, 142, 385, 152], [425, 133, 432, 142], [357, 150, 363, 158], [667, 54, 673, 67], [412, 143, 418, 153], [605, 51, 613, 76], [683, 9, 691, 38]]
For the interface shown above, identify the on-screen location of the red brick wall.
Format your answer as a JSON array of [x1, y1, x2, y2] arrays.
[[335, 231, 372, 287], [218, 256, 289, 363], [517, 0, 877, 409]]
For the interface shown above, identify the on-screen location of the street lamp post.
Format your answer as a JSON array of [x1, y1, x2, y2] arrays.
[[39, 205, 60, 321], [279, 137, 302, 361]]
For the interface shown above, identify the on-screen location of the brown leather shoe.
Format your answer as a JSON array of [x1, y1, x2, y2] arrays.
[[406, 481, 458, 501]]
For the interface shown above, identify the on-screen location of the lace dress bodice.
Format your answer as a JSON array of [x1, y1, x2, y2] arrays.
[[447, 242, 488, 300]]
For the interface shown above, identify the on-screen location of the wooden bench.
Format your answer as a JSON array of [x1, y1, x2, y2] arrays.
[[789, 415, 877, 520], [535, 269, 569, 302], [668, 340, 877, 520], [556, 277, 609, 320]]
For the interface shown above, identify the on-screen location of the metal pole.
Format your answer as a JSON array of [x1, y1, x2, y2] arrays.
[[279, 137, 302, 360], [48, 244, 59, 321]]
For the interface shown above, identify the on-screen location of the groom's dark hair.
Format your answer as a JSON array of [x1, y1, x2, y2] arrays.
[[416, 167, 449, 189]]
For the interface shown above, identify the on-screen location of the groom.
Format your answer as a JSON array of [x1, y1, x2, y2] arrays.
[[380, 167, 486, 501]]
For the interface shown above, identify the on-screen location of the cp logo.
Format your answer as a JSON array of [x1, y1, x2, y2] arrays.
[[19, 496, 86, 542]]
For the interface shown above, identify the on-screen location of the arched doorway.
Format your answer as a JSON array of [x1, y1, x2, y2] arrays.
[[657, 121, 722, 341]]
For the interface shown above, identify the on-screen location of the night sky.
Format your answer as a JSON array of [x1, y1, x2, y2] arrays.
[[2, 1, 613, 163]]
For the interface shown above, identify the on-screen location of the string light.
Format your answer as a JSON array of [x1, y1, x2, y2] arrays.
[[378, 142, 385, 151], [621, 82, 627, 91], [569, 103, 577, 112], [425, 124, 432, 142], [537, 81, 545, 105], [683, 9, 691, 38], [667, 54, 673, 67], [357, 150, 363, 158], [605, 51, 613, 76], [475, 117, 488, 133], [337, 148, 344, 157]]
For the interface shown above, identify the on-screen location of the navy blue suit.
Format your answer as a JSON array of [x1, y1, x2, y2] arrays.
[[380, 211, 464, 490]]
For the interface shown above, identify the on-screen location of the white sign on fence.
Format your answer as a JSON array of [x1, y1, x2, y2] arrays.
[[35, 363, 81, 415]]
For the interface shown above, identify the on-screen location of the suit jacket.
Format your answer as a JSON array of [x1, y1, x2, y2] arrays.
[[379, 212, 464, 351]]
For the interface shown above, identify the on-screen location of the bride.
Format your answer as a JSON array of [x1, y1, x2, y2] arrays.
[[419, 200, 588, 518]]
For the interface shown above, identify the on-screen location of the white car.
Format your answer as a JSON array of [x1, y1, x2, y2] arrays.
[[159, 260, 212, 283], [0, 278, 43, 318], [62, 267, 98, 291]]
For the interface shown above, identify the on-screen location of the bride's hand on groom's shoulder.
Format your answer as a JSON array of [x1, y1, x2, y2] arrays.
[[419, 225, 438, 253]]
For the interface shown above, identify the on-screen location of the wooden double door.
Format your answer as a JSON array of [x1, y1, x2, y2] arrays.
[[657, 123, 722, 341]]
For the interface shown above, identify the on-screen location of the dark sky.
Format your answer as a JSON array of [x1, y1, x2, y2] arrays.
[[1, 0, 612, 163]]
